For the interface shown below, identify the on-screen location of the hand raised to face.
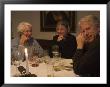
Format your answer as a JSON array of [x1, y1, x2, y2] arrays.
[[19, 34, 29, 45], [76, 33, 85, 49], [57, 35, 64, 41]]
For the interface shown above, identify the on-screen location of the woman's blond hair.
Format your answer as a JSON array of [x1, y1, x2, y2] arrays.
[[17, 21, 32, 33]]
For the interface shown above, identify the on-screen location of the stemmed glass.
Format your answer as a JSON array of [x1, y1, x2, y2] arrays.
[[42, 50, 54, 77], [28, 46, 37, 64], [12, 50, 23, 76]]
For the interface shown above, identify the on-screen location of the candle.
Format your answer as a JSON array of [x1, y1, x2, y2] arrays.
[[25, 48, 28, 58], [24, 48, 29, 74]]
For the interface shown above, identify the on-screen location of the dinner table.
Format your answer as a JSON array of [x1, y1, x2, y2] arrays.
[[11, 56, 78, 77]]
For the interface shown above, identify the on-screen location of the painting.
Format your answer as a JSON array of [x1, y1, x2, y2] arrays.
[[40, 11, 76, 32]]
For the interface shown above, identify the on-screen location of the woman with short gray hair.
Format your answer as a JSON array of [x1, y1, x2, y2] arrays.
[[11, 21, 44, 61]]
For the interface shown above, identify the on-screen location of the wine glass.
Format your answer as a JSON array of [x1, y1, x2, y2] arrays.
[[28, 46, 37, 64], [13, 50, 23, 76]]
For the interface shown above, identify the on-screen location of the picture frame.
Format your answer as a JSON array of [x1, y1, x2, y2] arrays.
[[40, 11, 76, 32], [0, 0, 108, 86]]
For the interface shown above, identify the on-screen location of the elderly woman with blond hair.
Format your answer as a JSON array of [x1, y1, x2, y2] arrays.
[[11, 21, 44, 61]]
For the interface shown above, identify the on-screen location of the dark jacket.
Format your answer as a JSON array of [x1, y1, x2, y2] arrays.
[[73, 35, 100, 77], [50, 34, 77, 59]]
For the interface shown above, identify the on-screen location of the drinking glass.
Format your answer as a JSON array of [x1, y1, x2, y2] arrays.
[[52, 45, 62, 63], [13, 50, 23, 76]]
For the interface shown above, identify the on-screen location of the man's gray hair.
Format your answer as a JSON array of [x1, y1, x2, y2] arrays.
[[79, 15, 100, 28]]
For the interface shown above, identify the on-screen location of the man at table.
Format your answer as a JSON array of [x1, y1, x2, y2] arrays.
[[73, 15, 100, 77]]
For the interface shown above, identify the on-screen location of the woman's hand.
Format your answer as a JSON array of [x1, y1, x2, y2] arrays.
[[19, 35, 28, 45], [76, 33, 85, 49]]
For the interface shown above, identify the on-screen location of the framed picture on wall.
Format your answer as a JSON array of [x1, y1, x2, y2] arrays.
[[40, 11, 76, 32]]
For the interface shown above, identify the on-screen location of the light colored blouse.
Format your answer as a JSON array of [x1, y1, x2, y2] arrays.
[[11, 37, 44, 61]]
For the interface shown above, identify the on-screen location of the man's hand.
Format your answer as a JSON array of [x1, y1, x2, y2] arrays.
[[76, 33, 85, 49]]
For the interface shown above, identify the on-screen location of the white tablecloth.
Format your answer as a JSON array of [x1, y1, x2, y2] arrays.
[[11, 58, 78, 77]]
